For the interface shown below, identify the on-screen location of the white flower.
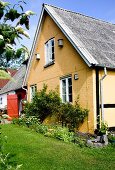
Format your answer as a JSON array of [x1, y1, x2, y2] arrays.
[[25, 10, 35, 16], [0, 35, 4, 40], [23, 31, 30, 38], [15, 26, 30, 38], [6, 44, 14, 49], [15, 26, 23, 31], [0, 1, 9, 7]]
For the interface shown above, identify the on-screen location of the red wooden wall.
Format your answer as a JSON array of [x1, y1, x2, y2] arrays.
[[7, 94, 19, 118]]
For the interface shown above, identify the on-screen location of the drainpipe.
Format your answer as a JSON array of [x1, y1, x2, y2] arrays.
[[100, 67, 107, 124], [22, 85, 28, 100]]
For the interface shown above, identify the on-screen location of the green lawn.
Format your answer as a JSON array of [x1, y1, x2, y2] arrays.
[[1, 124, 115, 170]]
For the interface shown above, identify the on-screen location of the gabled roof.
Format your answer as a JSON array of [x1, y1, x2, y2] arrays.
[[23, 4, 115, 85], [0, 65, 26, 94], [0, 69, 17, 89]]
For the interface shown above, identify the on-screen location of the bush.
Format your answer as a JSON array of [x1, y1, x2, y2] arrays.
[[59, 102, 88, 131], [36, 124, 48, 134], [53, 126, 74, 142], [23, 85, 88, 131], [12, 116, 39, 128], [44, 125, 74, 142], [24, 85, 61, 122]]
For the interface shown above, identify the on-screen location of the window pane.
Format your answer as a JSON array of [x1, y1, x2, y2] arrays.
[[61, 76, 72, 103], [68, 77, 72, 86], [69, 86, 72, 94], [62, 79, 66, 87], [68, 77, 72, 101], [62, 86, 66, 95], [45, 39, 55, 64], [62, 95, 66, 102], [62, 79, 66, 95], [52, 53, 54, 60], [51, 39, 54, 46], [52, 46, 54, 60], [69, 94, 72, 102], [30, 85, 37, 101]]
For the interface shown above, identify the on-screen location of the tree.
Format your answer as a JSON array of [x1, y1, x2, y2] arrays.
[[0, 0, 34, 68]]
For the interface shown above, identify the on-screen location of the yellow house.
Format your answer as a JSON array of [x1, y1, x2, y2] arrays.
[[23, 4, 115, 133]]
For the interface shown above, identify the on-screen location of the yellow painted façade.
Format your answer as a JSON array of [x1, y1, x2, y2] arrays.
[[27, 12, 115, 133]]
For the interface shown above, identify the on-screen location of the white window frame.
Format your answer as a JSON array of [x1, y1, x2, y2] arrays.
[[45, 38, 55, 65], [30, 85, 37, 102], [60, 76, 72, 103]]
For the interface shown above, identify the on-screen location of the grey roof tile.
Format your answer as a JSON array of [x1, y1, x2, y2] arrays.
[[0, 65, 26, 94], [45, 4, 115, 68]]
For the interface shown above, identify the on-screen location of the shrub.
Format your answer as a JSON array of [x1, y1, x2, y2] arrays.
[[59, 102, 88, 131], [12, 116, 39, 128], [35, 124, 48, 134], [74, 135, 87, 147], [12, 116, 89, 145], [24, 85, 61, 122], [23, 85, 88, 131], [99, 121, 108, 135], [53, 126, 74, 142]]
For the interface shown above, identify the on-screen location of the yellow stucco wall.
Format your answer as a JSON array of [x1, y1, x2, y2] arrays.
[[27, 13, 97, 133], [99, 70, 115, 127]]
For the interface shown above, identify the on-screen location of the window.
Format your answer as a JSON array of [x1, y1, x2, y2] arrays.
[[45, 38, 54, 65], [30, 85, 37, 101], [60, 76, 72, 103], [0, 97, 2, 104]]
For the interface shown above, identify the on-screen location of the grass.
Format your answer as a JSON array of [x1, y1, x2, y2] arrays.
[[1, 124, 115, 170]]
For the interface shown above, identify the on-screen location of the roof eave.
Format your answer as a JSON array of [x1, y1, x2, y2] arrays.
[[44, 5, 98, 67], [23, 5, 45, 86], [23, 4, 99, 86]]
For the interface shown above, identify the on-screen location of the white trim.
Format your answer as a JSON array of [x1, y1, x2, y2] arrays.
[[60, 79, 62, 101], [23, 6, 45, 86], [44, 5, 98, 67], [60, 76, 72, 103], [45, 38, 55, 65]]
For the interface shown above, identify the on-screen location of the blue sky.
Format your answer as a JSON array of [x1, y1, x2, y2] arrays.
[[7, 0, 115, 50]]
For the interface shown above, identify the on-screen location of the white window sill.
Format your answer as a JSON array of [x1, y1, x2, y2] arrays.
[[44, 60, 55, 68]]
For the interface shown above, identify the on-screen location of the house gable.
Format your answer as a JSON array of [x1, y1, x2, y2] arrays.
[[27, 11, 96, 133], [23, 4, 98, 87], [24, 3, 115, 87], [27, 13, 89, 89]]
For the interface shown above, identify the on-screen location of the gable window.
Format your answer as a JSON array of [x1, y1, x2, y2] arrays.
[[45, 38, 54, 65], [60, 76, 72, 103], [30, 85, 37, 101]]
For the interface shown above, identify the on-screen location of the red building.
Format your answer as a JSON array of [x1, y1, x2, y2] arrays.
[[0, 65, 27, 118]]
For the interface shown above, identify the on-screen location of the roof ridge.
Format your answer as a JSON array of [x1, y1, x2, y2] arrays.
[[44, 3, 115, 26]]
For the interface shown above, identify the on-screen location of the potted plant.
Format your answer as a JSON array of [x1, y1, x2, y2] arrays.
[[99, 121, 108, 135], [99, 121, 108, 145]]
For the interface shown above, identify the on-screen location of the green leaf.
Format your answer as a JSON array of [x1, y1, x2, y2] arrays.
[[0, 8, 4, 19], [5, 9, 20, 21], [25, 17, 29, 30], [16, 48, 22, 58], [19, 15, 27, 25], [0, 70, 11, 79], [0, 39, 5, 48], [5, 49, 14, 62]]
